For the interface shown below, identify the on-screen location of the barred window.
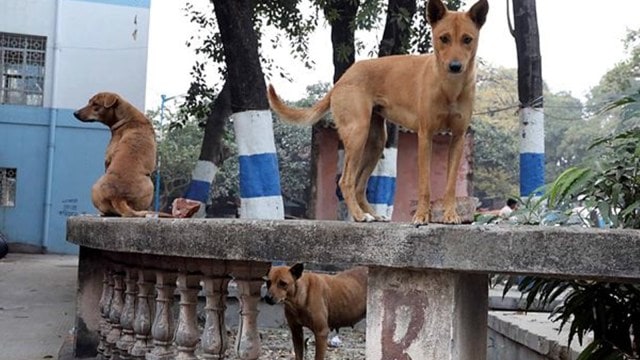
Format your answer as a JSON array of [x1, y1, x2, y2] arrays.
[[0, 32, 46, 106], [0, 168, 17, 207]]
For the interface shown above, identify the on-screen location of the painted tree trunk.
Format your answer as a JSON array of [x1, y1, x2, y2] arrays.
[[182, 83, 231, 217], [212, 0, 284, 220], [513, 0, 544, 196]]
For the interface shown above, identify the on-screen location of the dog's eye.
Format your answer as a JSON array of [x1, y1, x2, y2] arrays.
[[439, 35, 450, 44], [462, 35, 473, 44], [277, 280, 287, 289]]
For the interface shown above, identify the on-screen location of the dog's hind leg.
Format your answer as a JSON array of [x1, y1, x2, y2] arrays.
[[313, 328, 330, 360], [110, 198, 173, 218], [333, 92, 375, 222], [354, 114, 387, 221]]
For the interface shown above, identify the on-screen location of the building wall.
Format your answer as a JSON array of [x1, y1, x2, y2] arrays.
[[0, 0, 150, 253], [313, 128, 473, 221]]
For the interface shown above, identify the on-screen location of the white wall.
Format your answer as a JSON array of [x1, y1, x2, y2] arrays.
[[0, 0, 150, 110], [55, 0, 150, 109]]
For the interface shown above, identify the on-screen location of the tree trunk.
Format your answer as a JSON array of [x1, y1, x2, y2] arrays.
[[213, 0, 284, 221], [198, 82, 231, 165], [213, 0, 268, 111], [512, 0, 544, 196], [181, 83, 232, 217], [379, 0, 416, 57], [324, 0, 360, 83]]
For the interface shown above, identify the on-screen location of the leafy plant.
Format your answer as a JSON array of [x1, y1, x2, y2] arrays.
[[496, 94, 640, 359]]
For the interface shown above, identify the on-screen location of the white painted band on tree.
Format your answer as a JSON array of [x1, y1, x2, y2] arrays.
[[371, 148, 398, 178], [232, 110, 277, 156], [519, 107, 545, 154], [239, 196, 285, 219], [372, 204, 394, 220], [191, 160, 218, 182]]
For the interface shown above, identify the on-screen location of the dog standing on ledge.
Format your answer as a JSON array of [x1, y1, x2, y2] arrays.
[[268, 0, 489, 225], [74, 92, 167, 217], [265, 263, 367, 360]]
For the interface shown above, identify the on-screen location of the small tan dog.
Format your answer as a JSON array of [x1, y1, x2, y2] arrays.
[[268, 0, 489, 225], [265, 263, 367, 360], [74, 92, 164, 217]]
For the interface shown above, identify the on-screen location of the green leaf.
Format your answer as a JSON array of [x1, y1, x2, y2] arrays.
[[546, 167, 594, 207]]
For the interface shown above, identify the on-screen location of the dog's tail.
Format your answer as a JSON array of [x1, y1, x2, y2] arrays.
[[267, 84, 331, 126], [111, 199, 173, 218]]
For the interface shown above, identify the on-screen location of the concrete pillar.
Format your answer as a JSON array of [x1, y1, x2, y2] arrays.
[[366, 267, 488, 360], [74, 247, 106, 358]]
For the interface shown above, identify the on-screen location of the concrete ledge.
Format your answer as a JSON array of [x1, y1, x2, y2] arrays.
[[488, 311, 586, 360], [67, 216, 640, 281]]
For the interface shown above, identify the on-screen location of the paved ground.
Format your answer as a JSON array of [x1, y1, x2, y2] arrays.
[[0, 253, 77, 360]]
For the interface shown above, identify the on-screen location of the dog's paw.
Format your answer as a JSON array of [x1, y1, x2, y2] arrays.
[[412, 212, 430, 226], [443, 210, 462, 224], [362, 213, 376, 222], [376, 214, 391, 222]]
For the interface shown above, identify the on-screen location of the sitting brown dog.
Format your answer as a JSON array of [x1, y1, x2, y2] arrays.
[[265, 263, 367, 360], [74, 92, 161, 217]]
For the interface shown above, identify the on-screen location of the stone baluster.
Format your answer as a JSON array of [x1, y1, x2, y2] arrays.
[[201, 269, 231, 359], [106, 271, 125, 359], [97, 269, 114, 360], [130, 270, 156, 359], [117, 269, 139, 359], [174, 274, 201, 360], [146, 271, 177, 360], [232, 262, 270, 360]]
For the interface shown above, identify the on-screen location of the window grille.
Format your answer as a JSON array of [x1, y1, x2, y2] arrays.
[[0, 32, 46, 106], [0, 168, 17, 207]]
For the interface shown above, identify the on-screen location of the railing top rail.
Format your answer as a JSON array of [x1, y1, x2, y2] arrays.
[[67, 216, 640, 282]]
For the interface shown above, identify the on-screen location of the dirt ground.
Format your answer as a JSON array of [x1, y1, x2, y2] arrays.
[[226, 326, 366, 359]]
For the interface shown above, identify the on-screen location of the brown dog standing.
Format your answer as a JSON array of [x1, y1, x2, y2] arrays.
[[74, 92, 160, 217], [268, 0, 489, 225], [265, 263, 367, 360]]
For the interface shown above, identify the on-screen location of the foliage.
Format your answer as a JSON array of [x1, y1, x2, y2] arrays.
[[149, 108, 202, 211], [494, 93, 640, 359], [585, 28, 640, 133], [181, 0, 319, 122], [471, 65, 585, 206]]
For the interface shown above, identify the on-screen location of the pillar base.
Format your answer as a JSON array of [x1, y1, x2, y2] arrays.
[[366, 267, 488, 360]]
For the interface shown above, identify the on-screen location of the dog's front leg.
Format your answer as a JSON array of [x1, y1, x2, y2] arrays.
[[313, 328, 329, 360], [288, 322, 305, 360], [413, 129, 433, 225], [443, 132, 465, 224]]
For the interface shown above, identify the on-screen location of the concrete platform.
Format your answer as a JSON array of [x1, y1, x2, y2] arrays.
[[67, 217, 640, 281], [0, 253, 78, 360]]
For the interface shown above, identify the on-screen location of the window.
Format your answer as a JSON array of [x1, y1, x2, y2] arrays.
[[0, 168, 17, 207], [0, 32, 46, 106]]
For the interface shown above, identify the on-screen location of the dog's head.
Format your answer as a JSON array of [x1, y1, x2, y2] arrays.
[[263, 263, 304, 305], [427, 0, 489, 75], [73, 92, 121, 127]]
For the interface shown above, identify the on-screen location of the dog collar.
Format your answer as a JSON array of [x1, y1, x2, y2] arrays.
[[110, 119, 128, 132]]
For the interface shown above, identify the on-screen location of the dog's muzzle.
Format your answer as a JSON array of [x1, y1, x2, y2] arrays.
[[263, 294, 277, 305], [73, 111, 91, 122], [448, 60, 463, 74]]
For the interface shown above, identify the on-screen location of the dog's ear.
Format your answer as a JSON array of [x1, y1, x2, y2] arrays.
[[97, 93, 119, 108], [427, 0, 447, 26], [289, 263, 304, 280], [467, 0, 489, 29]]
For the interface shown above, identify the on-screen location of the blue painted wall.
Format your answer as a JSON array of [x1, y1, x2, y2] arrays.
[[0, 105, 109, 253]]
